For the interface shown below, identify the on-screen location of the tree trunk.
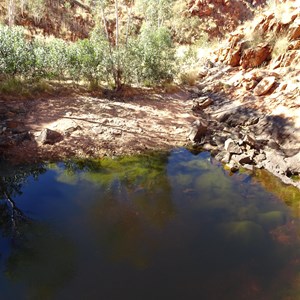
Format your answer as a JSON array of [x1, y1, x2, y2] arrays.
[[7, 0, 15, 27], [125, 4, 132, 47], [114, 0, 121, 90]]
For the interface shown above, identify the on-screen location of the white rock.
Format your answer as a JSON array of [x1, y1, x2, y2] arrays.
[[253, 76, 276, 96]]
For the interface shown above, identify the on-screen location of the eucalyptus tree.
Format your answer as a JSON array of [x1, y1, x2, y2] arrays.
[[86, 0, 176, 88], [135, 0, 174, 28], [7, 0, 15, 26]]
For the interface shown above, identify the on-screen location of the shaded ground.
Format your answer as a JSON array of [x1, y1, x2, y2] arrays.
[[2, 89, 196, 163]]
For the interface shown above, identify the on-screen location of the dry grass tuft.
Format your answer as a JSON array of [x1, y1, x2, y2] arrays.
[[271, 34, 290, 58], [178, 69, 199, 86]]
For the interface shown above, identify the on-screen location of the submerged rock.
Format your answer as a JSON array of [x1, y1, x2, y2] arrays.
[[257, 211, 286, 230], [219, 221, 265, 246], [225, 161, 239, 173]]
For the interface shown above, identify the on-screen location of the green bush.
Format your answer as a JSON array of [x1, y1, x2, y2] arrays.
[[0, 24, 178, 89], [44, 38, 69, 79], [0, 26, 34, 77], [0, 26, 69, 80], [136, 26, 176, 85]]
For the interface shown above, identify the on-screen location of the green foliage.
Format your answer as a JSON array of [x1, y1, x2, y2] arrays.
[[0, 26, 33, 77], [0, 26, 70, 80], [136, 0, 174, 27], [68, 36, 109, 86], [0, 21, 177, 89], [0, 77, 26, 95], [25, 0, 46, 21], [136, 26, 176, 85], [32, 37, 69, 79]]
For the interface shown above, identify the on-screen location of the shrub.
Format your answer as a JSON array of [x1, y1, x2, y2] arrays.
[[136, 25, 176, 85], [45, 38, 69, 79], [68, 37, 108, 86], [0, 26, 34, 77], [0, 23, 178, 89]]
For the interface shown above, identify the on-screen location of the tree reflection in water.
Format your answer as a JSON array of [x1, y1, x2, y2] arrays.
[[0, 164, 46, 239], [0, 164, 76, 300], [63, 153, 176, 268]]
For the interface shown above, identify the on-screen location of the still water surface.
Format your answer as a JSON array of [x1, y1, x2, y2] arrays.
[[1, 148, 300, 300]]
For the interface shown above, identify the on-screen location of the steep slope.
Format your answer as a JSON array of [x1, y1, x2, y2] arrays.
[[191, 0, 300, 187], [0, 0, 267, 42], [1, 0, 93, 40], [185, 0, 266, 39]]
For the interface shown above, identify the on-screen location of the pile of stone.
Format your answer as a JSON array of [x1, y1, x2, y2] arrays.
[[214, 1, 300, 72], [0, 101, 31, 150]]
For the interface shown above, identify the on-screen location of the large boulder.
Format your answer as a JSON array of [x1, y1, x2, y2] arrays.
[[227, 47, 242, 67]]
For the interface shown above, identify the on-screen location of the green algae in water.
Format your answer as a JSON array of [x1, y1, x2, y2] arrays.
[[218, 220, 265, 247], [1, 148, 300, 300], [254, 169, 300, 217], [257, 211, 286, 230]]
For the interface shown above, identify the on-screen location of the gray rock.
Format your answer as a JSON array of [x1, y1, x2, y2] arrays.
[[215, 150, 228, 162], [202, 143, 217, 152], [226, 114, 259, 127], [224, 138, 243, 154], [285, 152, 300, 174], [263, 150, 287, 175], [254, 152, 266, 164], [243, 134, 256, 148], [192, 97, 213, 111], [212, 134, 228, 148], [243, 164, 254, 171], [36, 128, 63, 145], [232, 153, 253, 165], [188, 119, 208, 142], [247, 149, 256, 159]]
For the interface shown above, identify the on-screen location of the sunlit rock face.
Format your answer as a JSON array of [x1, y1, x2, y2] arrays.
[[187, 0, 267, 38]]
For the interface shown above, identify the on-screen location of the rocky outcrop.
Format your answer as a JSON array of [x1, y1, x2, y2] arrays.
[[187, 1, 300, 188], [241, 43, 272, 69], [213, 1, 300, 70], [187, 0, 266, 38], [186, 71, 300, 188], [0, 101, 32, 150]]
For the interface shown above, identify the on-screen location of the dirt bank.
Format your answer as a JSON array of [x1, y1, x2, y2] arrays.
[[0, 89, 196, 163]]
